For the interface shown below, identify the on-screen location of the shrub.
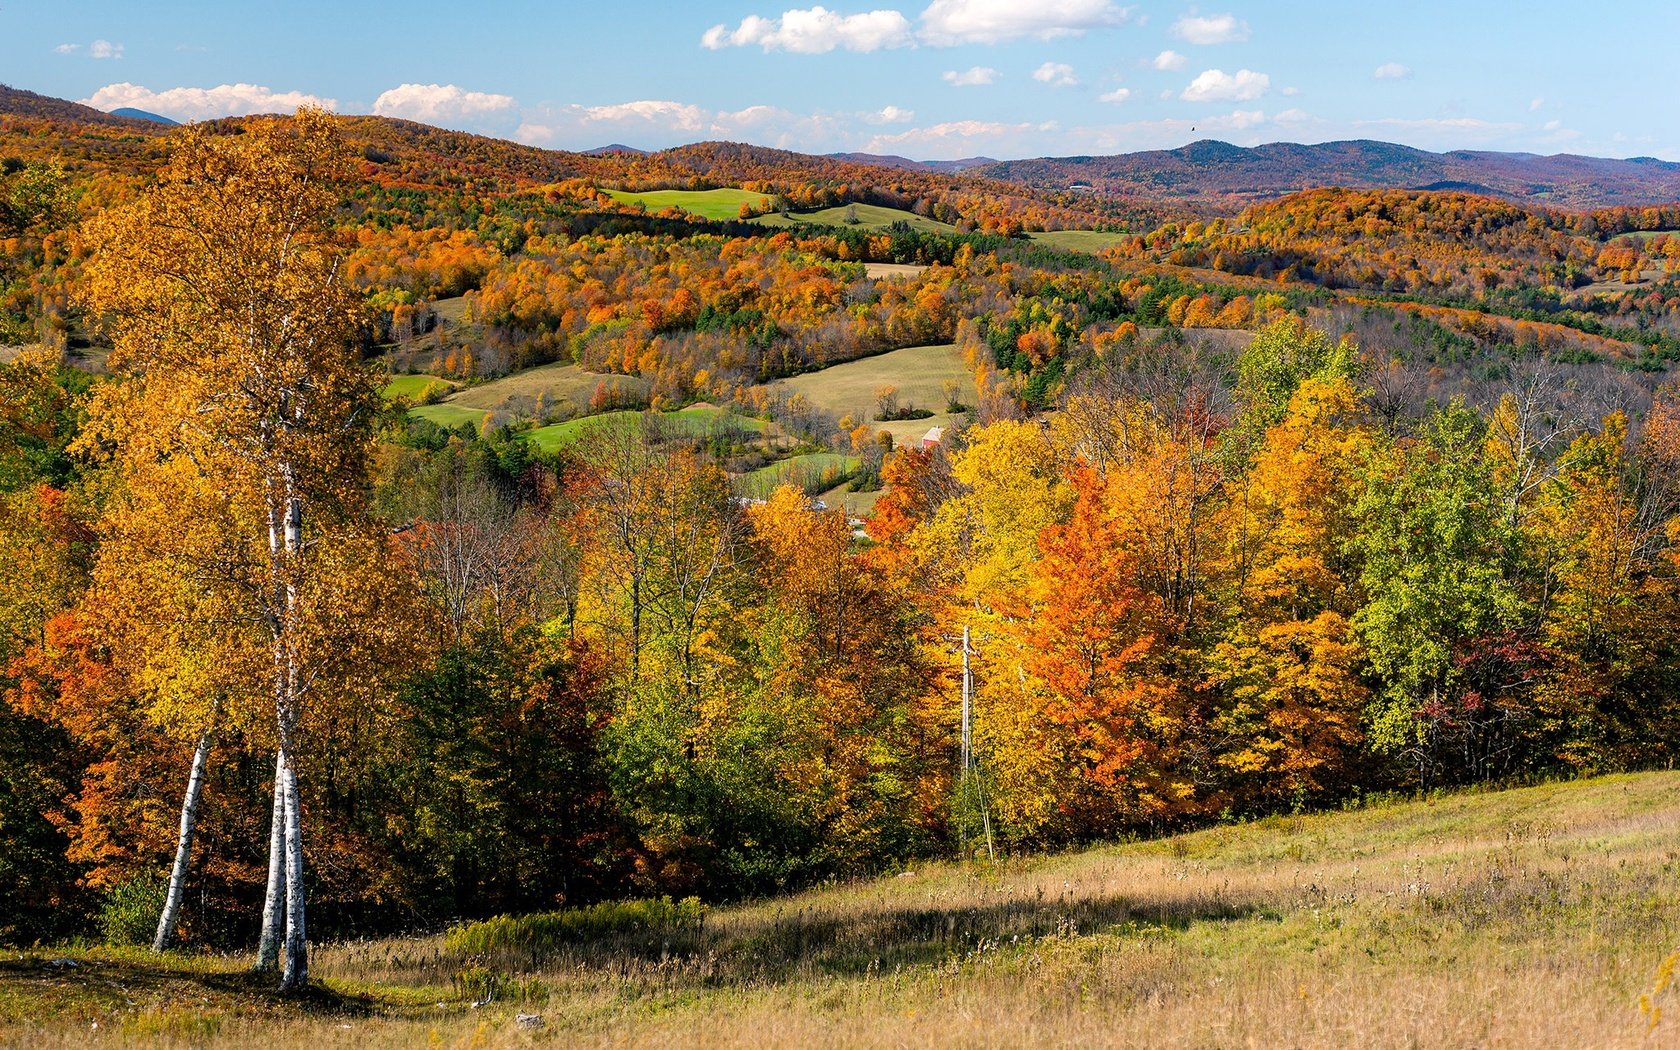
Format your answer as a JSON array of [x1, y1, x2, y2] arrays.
[[100, 874, 167, 946], [444, 897, 706, 960]]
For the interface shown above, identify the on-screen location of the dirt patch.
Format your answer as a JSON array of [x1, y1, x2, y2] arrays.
[[864, 262, 929, 280]]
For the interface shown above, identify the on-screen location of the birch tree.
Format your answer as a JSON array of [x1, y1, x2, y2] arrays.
[[80, 110, 376, 991]]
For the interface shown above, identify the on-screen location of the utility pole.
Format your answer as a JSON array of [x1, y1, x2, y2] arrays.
[[957, 625, 994, 861]]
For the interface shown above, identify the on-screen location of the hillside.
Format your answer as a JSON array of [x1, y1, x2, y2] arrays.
[[3, 772, 1676, 1048], [981, 138, 1680, 210]]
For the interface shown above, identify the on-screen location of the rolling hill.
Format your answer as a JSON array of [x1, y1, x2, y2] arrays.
[[979, 138, 1680, 210]]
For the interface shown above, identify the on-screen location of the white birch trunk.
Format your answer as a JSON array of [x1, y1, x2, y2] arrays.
[[276, 479, 309, 992], [278, 744, 307, 989], [255, 749, 288, 971], [152, 726, 213, 952]]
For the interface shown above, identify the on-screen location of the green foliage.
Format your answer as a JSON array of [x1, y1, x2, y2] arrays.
[[1234, 317, 1359, 433], [99, 874, 167, 946], [443, 896, 705, 958], [1349, 402, 1528, 754]]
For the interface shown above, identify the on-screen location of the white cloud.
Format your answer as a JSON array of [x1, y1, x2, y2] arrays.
[[863, 118, 1057, 159], [57, 39, 124, 58], [1272, 108, 1314, 125], [1032, 62, 1078, 87], [1152, 49, 1186, 71], [702, 0, 1132, 51], [943, 65, 1000, 86], [514, 100, 853, 152], [1280, 85, 1299, 96], [1171, 12, 1247, 45], [1181, 68, 1269, 102], [918, 0, 1132, 45], [1098, 87, 1132, 103], [866, 104, 917, 123], [701, 7, 914, 52], [372, 83, 518, 123], [1373, 62, 1411, 80], [80, 82, 337, 121], [1543, 119, 1562, 131], [583, 100, 709, 132], [1530, 96, 1544, 111]]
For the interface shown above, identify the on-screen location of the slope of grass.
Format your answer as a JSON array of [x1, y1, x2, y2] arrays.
[[753, 203, 960, 234], [7, 772, 1680, 1047], [380, 374, 453, 401], [521, 406, 768, 453], [741, 453, 861, 498], [444, 361, 648, 415], [1027, 229, 1132, 254], [407, 403, 487, 430], [774, 342, 969, 448], [605, 187, 767, 220]]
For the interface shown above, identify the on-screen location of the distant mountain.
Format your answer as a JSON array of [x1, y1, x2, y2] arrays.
[[826, 152, 998, 174], [977, 139, 1680, 210], [110, 107, 179, 126], [0, 83, 152, 127], [586, 143, 646, 156]]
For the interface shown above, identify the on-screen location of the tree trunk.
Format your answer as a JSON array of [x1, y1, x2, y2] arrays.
[[254, 749, 288, 971], [153, 725, 213, 952], [278, 744, 308, 990]]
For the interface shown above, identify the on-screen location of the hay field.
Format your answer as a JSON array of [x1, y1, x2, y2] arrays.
[[6, 771, 1678, 1048]]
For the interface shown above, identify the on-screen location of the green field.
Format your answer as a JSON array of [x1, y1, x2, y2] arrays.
[[605, 187, 768, 220], [753, 202, 961, 234], [521, 406, 768, 453], [380, 373, 454, 401], [1027, 229, 1133, 254], [408, 402, 488, 430], [6, 771, 1679, 1048], [742, 452, 861, 497]]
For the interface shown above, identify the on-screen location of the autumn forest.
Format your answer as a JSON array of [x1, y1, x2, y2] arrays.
[[4, 85, 1680, 1021]]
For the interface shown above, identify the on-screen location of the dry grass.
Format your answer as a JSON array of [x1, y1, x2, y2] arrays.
[[445, 362, 647, 416], [863, 262, 928, 280], [6, 772, 1680, 1048], [774, 343, 969, 443]]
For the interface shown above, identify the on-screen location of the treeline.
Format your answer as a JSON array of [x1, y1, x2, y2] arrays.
[[867, 317, 1680, 836]]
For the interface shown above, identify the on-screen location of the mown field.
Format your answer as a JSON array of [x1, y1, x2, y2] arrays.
[[4, 772, 1678, 1048], [604, 188, 767, 221], [521, 406, 768, 453], [775, 343, 970, 447], [445, 362, 648, 416], [1026, 229, 1132, 254], [380, 373, 454, 401], [742, 452, 860, 498], [753, 202, 961, 235]]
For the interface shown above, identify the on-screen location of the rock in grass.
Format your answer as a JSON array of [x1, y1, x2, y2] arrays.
[[515, 1013, 544, 1029]]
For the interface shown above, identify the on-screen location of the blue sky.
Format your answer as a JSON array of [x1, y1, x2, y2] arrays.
[[3, 1, 1676, 162]]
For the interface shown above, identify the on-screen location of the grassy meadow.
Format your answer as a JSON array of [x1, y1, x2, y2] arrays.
[[520, 406, 768, 453], [1026, 229, 1133, 254], [753, 203, 961, 235], [445, 362, 648, 416], [742, 452, 861, 497], [380, 374, 454, 401], [776, 343, 969, 447], [4, 772, 1678, 1048], [604, 188, 768, 221]]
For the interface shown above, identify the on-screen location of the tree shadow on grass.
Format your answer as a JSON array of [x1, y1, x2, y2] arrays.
[[0, 954, 381, 1017], [463, 888, 1262, 986]]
